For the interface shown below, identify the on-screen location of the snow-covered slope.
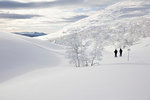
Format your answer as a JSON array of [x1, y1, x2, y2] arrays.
[[0, 35, 150, 100], [102, 37, 150, 64], [41, 0, 150, 40], [0, 32, 64, 82]]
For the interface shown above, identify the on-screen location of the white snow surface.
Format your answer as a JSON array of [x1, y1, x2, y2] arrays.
[[0, 32, 150, 100], [0, 32, 65, 82]]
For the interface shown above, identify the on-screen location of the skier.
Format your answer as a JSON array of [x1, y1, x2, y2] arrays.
[[119, 48, 123, 57], [114, 49, 118, 57]]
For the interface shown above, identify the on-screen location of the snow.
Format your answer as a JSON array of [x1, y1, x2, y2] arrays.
[[102, 38, 150, 64], [0, 32, 150, 100], [0, 32, 64, 82], [0, 1, 150, 99], [1, 65, 150, 100]]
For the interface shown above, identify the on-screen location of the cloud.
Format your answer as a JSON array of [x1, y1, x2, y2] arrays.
[[0, 13, 42, 19], [45, 15, 88, 24], [0, 0, 122, 9], [0, 0, 83, 9], [62, 15, 88, 22], [121, 5, 150, 13], [0, 0, 145, 10]]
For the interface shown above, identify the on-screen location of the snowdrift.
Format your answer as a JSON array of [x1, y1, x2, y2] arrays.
[[0, 32, 62, 82]]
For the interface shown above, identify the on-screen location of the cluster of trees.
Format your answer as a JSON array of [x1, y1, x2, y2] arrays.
[[110, 18, 150, 48], [66, 32, 103, 67]]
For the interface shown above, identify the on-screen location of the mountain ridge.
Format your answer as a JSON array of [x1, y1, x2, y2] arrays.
[[40, 0, 150, 41]]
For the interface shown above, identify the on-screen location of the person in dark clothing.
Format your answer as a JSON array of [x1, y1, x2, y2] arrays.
[[114, 49, 118, 57], [119, 48, 123, 57]]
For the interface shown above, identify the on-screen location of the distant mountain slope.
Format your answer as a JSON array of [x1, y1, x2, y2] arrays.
[[13, 32, 47, 37], [42, 0, 150, 44], [59, 0, 150, 35]]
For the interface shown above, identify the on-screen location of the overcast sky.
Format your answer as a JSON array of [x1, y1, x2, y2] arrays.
[[0, 0, 127, 34]]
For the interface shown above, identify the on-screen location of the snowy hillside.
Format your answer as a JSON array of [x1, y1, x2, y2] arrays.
[[41, 0, 150, 43], [0, 32, 65, 83], [37, 0, 150, 68], [0, 32, 150, 100]]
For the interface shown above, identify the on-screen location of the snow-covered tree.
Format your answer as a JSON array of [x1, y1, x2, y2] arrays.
[[66, 31, 103, 67], [88, 39, 103, 66], [66, 33, 82, 67]]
